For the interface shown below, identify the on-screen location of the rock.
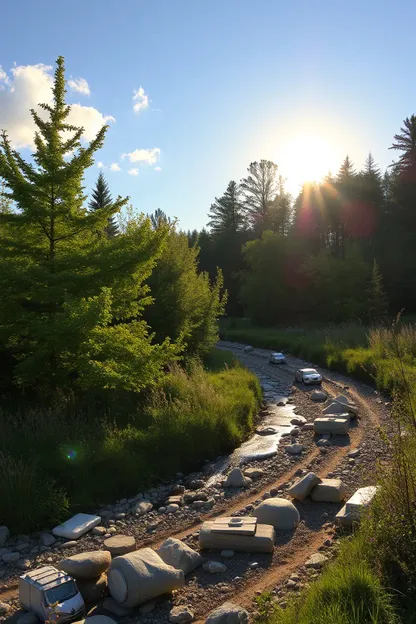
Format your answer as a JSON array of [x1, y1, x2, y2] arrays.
[[0, 526, 10, 548], [244, 346, 254, 353], [167, 504, 180, 513], [188, 479, 205, 490], [305, 553, 328, 569], [104, 535, 136, 557], [108, 548, 184, 607], [287, 472, 321, 502], [249, 562, 259, 569], [285, 444, 303, 455], [17, 558, 31, 569], [0, 602, 10, 615], [255, 427, 278, 436], [223, 468, 247, 488], [133, 501, 153, 515], [310, 390, 327, 402], [102, 597, 133, 617], [158, 507, 167, 514], [59, 550, 111, 579], [157, 537, 203, 575], [302, 423, 315, 431], [243, 468, 264, 479], [221, 550, 235, 558], [92, 526, 107, 536], [77, 573, 108, 603], [40, 533, 56, 547], [253, 498, 300, 530], [314, 417, 349, 435], [60, 540, 78, 549], [169, 605, 194, 624], [290, 416, 307, 426], [311, 479, 346, 503], [317, 438, 331, 447], [203, 561, 227, 574], [17, 612, 38, 624], [348, 448, 361, 458], [205, 602, 249, 624], [52, 513, 101, 540], [333, 395, 358, 415], [2, 551, 19, 563], [166, 495, 183, 506], [171, 484, 186, 495]]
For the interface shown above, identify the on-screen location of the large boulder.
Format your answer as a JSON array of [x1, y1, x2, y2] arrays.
[[253, 498, 300, 530], [333, 395, 358, 415], [59, 551, 111, 579], [133, 501, 153, 515], [156, 537, 203, 575], [314, 417, 349, 435], [287, 472, 321, 502], [285, 443, 303, 455], [77, 573, 108, 603], [169, 606, 194, 624], [311, 479, 346, 503], [310, 390, 327, 402], [205, 602, 249, 624], [108, 548, 184, 608], [104, 535, 136, 557], [223, 468, 247, 488]]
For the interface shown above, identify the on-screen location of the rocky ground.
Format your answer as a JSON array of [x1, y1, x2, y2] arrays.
[[0, 341, 394, 624]]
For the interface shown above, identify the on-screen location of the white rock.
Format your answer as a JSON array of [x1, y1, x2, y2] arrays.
[[205, 602, 249, 624], [169, 605, 194, 624], [348, 448, 360, 458], [157, 537, 203, 575], [166, 504, 180, 513], [287, 472, 321, 502], [223, 468, 247, 488], [310, 390, 327, 402], [58, 550, 111, 579], [52, 513, 101, 540], [305, 553, 328, 569], [133, 501, 153, 515], [285, 443, 303, 455], [243, 468, 264, 479], [40, 533, 56, 547], [0, 526, 10, 548], [253, 498, 300, 530], [203, 561, 227, 574], [311, 479, 346, 503]]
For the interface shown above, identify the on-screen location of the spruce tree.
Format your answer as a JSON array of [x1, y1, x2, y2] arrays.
[[0, 56, 177, 394], [208, 180, 245, 234], [368, 259, 388, 325], [89, 172, 119, 237]]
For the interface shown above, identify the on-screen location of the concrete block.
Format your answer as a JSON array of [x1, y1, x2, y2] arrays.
[[314, 417, 349, 435], [287, 472, 321, 501], [199, 518, 274, 553], [310, 479, 346, 503]]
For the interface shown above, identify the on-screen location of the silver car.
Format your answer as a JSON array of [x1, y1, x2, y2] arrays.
[[269, 352, 286, 365], [295, 368, 322, 385]]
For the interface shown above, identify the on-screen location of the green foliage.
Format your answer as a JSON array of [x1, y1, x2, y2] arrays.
[[0, 358, 260, 532], [240, 160, 279, 232], [0, 57, 178, 395], [367, 260, 388, 325], [208, 180, 246, 234], [145, 228, 226, 354], [89, 171, 119, 237], [263, 536, 397, 624]]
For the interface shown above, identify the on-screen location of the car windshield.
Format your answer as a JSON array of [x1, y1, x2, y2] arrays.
[[303, 369, 318, 375], [272, 353, 283, 358], [45, 581, 77, 605]]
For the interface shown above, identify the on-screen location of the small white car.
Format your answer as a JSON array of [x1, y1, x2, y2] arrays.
[[295, 368, 322, 385], [269, 352, 286, 365]]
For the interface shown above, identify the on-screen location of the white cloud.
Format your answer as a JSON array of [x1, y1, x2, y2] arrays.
[[0, 66, 9, 86], [121, 147, 160, 165], [154, 166, 162, 172], [68, 77, 90, 96], [110, 162, 121, 172], [132, 86, 149, 114], [97, 161, 105, 168], [128, 168, 139, 176], [0, 63, 115, 149]]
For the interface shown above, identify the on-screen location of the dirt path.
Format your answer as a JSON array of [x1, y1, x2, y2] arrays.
[[0, 343, 390, 623]]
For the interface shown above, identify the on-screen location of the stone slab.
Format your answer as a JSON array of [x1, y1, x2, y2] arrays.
[[310, 479, 346, 503], [345, 486, 378, 514], [52, 513, 101, 540], [314, 417, 349, 435], [199, 522, 275, 553]]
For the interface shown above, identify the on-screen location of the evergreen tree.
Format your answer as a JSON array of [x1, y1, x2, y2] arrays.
[[150, 208, 171, 229], [240, 160, 278, 232], [268, 175, 292, 235], [89, 172, 119, 237], [208, 180, 245, 234], [367, 259, 388, 325], [0, 180, 11, 214], [390, 115, 416, 172], [0, 56, 177, 394]]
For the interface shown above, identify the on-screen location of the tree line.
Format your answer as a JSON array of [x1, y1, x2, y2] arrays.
[[188, 116, 416, 325], [0, 57, 224, 401]]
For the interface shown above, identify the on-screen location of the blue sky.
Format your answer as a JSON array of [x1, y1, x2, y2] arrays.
[[1, 0, 415, 229]]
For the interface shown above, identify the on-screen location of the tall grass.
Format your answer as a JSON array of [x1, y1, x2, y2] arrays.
[[0, 356, 261, 533]]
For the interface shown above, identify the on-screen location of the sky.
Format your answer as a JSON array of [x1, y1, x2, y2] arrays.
[[1, 0, 416, 230]]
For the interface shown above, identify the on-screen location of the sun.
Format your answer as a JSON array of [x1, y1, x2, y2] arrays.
[[279, 134, 338, 196]]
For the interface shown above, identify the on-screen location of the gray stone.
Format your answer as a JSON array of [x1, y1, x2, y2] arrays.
[[2, 551, 19, 563], [311, 479, 346, 503], [253, 498, 300, 530], [285, 443, 303, 455], [287, 472, 321, 502], [138, 600, 157, 615], [133, 500, 153, 515], [92, 526, 107, 536], [302, 423, 315, 431], [60, 540, 79, 549], [167, 503, 180, 513], [317, 438, 331, 447], [52, 513, 101, 540], [243, 468, 264, 479], [314, 417, 349, 435], [205, 602, 249, 624], [169, 605, 194, 624], [290, 416, 307, 426], [40, 533, 56, 547], [305, 553, 328, 569], [310, 390, 327, 402], [0, 602, 10, 615], [104, 535, 136, 557], [58, 550, 111, 579], [203, 560, 227, 574], [0, 526, 10, 548], [348, 448, 361, 458], [17, 612, 38, 624], [157, 537, 203, 575], [102, 597, 133, 616], [158, 507, 167, 514], [223, 468, 247, 488], [221, 550, 235, 558]]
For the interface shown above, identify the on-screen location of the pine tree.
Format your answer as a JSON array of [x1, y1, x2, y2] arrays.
[[89, 172, 119, 237], [240, 160, 278, 232], [390, 115, 416, 172], [150, 208, 170, 229], [368, 259, 388, 325], [0, 56, 177, 394], [0, 180, 11, 214], [208, 180, 245, 234]]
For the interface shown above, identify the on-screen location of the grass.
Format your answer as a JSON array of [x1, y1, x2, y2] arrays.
[[0, 353, 261, 533], [256, 535, 398, 624]]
